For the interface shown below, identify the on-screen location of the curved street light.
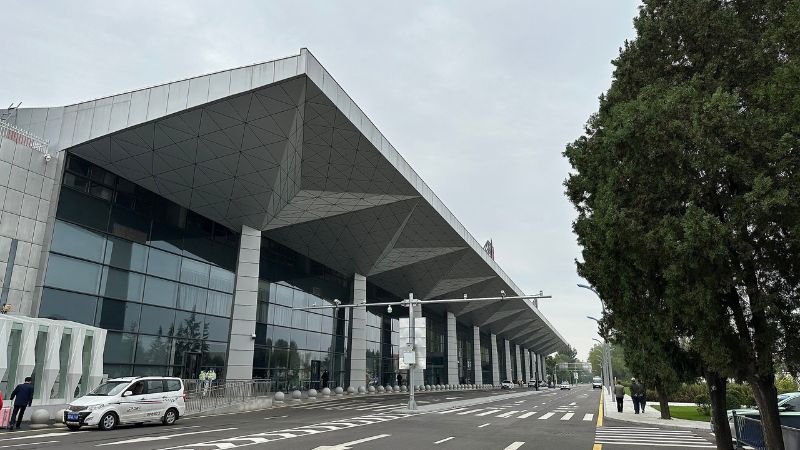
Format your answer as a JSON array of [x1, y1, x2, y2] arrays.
[[580, 285, 615, 393]]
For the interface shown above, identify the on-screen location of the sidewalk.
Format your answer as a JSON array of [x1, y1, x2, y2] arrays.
[[603, 390, 711, 430]]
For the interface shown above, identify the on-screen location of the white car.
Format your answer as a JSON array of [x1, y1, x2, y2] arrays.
[[592, 376, 602, 389], [64, 376, 186, 431], [560, 381, 571, 390], [500, 380, 515, 390]]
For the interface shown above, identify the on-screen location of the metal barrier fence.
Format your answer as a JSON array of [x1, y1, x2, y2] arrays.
[[732, 412, 800, 450], [184, 379, 272, 414], [0, 120, 49, 154]]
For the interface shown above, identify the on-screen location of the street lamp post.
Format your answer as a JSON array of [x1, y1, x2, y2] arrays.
[[591, 336, 610, 393], [294, 291, 552, 411], [579, 284, 615, 390], [588, 316, 613, 395]]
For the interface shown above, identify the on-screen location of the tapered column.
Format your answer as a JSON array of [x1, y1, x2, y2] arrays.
[[349, 273, 367, 389], [412, 303, 424, 386], [490, 334, 499, 386], [504, 339, 513, 381], [446, 312, 458, 385], [226, 225, 261, 380], [472, 326, 482, 385], [515, 344, 523, 383]]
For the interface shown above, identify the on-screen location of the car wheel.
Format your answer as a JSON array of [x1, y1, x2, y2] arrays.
[[67, 424, 82, 431], [162, 408, 178, 425], [98, 412, 118, 431]]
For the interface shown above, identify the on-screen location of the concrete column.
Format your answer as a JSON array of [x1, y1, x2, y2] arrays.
[[411, 303, 424, 385], [515, 345, 523, 383], [226, 225, 261, 380], [472, 326, 482, 385], [504, 339, 513, 381], [526, 350, 532, 381], [446, 312, 458, 385], [490, 333, 499, 386], [349, 274, 367, 389]]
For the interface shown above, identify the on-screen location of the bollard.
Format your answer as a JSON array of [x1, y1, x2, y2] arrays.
[[321, 387, 331, 397], [368, 386, 376, 394], [377, 386, 385, 393], [358, 386, 367, 394], [308, 389, 318, 399], [347, 386, 355, 395], [274, 391, 285, 403], [401, 385, 407, 392], [291, 390, 302, 401], [30, 409, 50, 428], [335, 386, 344, 396]]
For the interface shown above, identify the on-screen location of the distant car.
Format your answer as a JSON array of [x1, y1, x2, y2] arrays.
[[592, 376, 602, 389], [560, 381, 571, 390], [500, 380, 515, 390], [527, 380, 538, 388]]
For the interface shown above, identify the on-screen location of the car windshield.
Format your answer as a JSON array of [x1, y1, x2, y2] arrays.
[[502, 380, 511, 383], [778, 394, 798, 406], [87, 381, 130, 396]]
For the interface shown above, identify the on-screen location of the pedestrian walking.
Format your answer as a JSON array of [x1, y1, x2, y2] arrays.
[[396, 373, 403, 387], [630, 378, 643, 414], [614, 380, 625, 412], [321, 370, 329, 389], [7, 377, 33, 431], [640, 379, 647, 412]]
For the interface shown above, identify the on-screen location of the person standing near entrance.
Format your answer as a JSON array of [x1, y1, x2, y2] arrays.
[[396, 373, 403, 387], [8, 377, 33, 431], [614, 379, 625, 413], [321, 370, 329, 389]]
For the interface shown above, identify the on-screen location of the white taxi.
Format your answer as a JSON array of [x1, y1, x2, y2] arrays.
[[64, 376, 186, 431]]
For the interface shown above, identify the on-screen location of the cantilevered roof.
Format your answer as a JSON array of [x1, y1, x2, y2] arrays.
[[3, 49, 567, 355]]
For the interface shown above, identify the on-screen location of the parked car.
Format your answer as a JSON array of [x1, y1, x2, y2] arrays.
[[500, 380, 515, 390], [711, 392, 800, 435], [592, 376, 602, 389], [65, 376, 186, 431], [560, 381, 571, 390]]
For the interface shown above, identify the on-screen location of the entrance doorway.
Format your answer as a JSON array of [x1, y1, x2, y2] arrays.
[[183, 352, 201, 379]]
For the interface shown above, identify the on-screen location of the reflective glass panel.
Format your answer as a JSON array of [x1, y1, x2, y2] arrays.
[[180, 258, 210, 287], [56, 188, 110, 231], [146, 248, 180, 280], [100, 267, 144, 302], [104, 236, 148, 272], [109, 207, 150, 243], [203, 315, 230, 342], [206, 291, 232, 317], [39, 288, 98, 325], [51, 221, 106, 262], [173, 311, 206, 340], [209, 266, 235, 293], [138, 305, 176, 336], [96, 298, 141, 332], [135, 335, 172, 365], [205, 342, 227, 367], [44, 254, 102, 294], [104, 332, 136, 364], [177, 284, 207, 312], [142, 277, 178, 308]]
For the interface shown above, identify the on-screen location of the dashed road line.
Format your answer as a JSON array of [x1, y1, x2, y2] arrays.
[[434, 437, 455, 444]]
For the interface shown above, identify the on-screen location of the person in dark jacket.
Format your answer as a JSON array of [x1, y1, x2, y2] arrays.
[[630, 378, 644, 414], [613, 380, 625, 412], [321, 370, 329, 389], [8, 377, 34, 431]]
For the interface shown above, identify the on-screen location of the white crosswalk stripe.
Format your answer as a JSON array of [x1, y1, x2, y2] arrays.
[[560, 413, 574, 420], [438, 408, 468, 414], [517, 411, 537, 418], [595, 426, 715, 448], [538, 412, 555, 420], [475, 409, 503, 416], [583, 413, 594, 421], [457, 408, 485, 415], [497, 410, 522, 418]]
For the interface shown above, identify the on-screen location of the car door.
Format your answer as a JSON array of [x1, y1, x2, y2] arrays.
[[143, 379, 168, 421], [120, 381, 148, 423]]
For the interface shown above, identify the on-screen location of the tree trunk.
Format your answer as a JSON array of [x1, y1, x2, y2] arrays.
[[654, 377, 671, 419], [707, 371, 734, 450], [751, 373, 785, 450]]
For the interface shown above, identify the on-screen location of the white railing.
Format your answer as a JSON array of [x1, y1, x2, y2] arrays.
[[0, 120, 49, 155]]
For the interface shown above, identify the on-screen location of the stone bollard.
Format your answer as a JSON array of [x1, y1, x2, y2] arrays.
[[274, 391, 285, 403], [377, 386, 385, 393], [308, 389, 318, 399], [400, 385, 407, 392], [321, 387, 331, 397], [30, 409, 50, 429], [292, 390, 302, 401], [347, 386, 356, 395], [335, 386, 344, 396], [393, 385, 399, 392], [424, 385, 430, 391], [358, 386, 367, 394], [56, 409, 67, 424], [368, 386, 376, 394]]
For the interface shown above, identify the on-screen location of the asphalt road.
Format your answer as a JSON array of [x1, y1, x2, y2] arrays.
[[0, 386, 719, 449]]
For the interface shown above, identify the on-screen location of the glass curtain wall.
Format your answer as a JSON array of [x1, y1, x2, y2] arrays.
[[424, 312, 447, 385], [456, 323, 474, 384], [253, 238, 349, 392], [497, 339, 507, 381], [480, 332, 492, 384], [365, 282, 399, 388], [40, 154, 238, 379]]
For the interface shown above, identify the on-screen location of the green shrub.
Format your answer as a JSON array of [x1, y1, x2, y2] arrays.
[[671, 383, 707, 403], [726, 391, 742, 410], [728, 384, 755, 407], [695, 393, 710, 415], [776, 375, 798, 394]]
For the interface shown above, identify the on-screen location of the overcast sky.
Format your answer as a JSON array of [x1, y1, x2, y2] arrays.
[[3, 1, 640, 360]]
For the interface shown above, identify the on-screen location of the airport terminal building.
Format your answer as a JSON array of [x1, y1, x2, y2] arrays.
[[0, 49, 568, 392]]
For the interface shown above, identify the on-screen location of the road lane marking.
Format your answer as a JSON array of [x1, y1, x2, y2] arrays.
[[597, 390, 604, 427], [456, 408, 484, 415], [569, 402, 576, 406], [434, 437, 454, 444], [0, 431, 88, 442], [496, 410, 521, 418], [438, 408, 468, 414], [312, 434, 390, 450], [560, 413, 574, 420], [503, 442, 525, 450], [475, 409, 502, 416], [583, 413, 594, 421], [517, 411, 537, 419], [0, 441, 60, 448], [593, 445, 602, 450], [538, 412, 554, 420], [165, 426, 201, 431], [96, 428, 237, 446], [478, 423, 491, 428]]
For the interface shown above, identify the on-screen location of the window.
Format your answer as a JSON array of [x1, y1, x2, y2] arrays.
[[44, 255, 102, 294], [136, 336, 172, 365], [104, 236, 148, 272], [209, 266, 235, 293], [96, 298, 141, 333], [143, 277, 178, 308], [139, 305, 176, 336], [165, 379, 181, 392], [177, 284, 207, 312], [146, 248, 180, 280], [39, 288, 98, 325], [206, 291, 232, 317], [109, 207, 150, 243], [57, 188, 110, 231], [104, 332, 136, 364], [145, 379, 165, 394], [180, 258, 210, 287], [51, 221, 106, 262], [100, 268, 144, 302], [204, 315, 230, 342]]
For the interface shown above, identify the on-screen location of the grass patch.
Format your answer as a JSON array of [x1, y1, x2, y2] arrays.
[[652, 405, 710, 422]]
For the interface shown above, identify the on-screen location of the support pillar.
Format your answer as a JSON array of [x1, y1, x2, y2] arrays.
[[504, 339, 513, 382], [349, 274, 367, 390], [524, 349, 531, 383], [446, 312, 458, 385], [472, 326, 482, 385], [411, 303, 424, 386], [226, 225, 261, 380], [490, 334, 499, 386], [515, 344, 522, 383]]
